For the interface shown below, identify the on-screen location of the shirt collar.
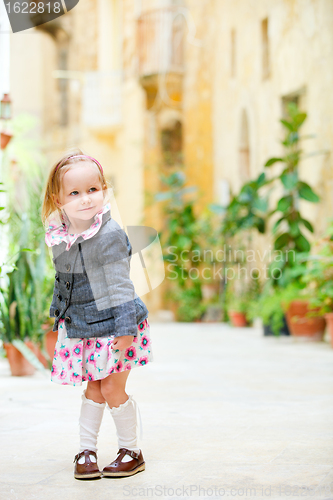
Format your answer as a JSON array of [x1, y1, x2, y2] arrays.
[[45, 203, 111, 251]]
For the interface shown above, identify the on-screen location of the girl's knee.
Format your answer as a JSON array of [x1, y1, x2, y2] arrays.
[[100, 373, 129, 400], [85, 380, 105, 404]]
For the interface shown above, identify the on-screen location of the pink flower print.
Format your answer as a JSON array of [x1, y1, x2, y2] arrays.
[[138, 356, 149, 366], [125, 346, 136, 360], [115, 360, 123, 372], [140, 335, 150, 350], [85, 339, 94, 349], [124, 363, 132, 371], [70, 372, 81, 383], [107, 348, 114, 361], [87, 372, 95, 381], [68, 359, 73, 370], [88, 352, 97, 369], [95, 340, 103, 352], [54, 348, 58, 358], [58, 369, 67, 380], [59, 347, 71, 362], [72, 344, 83, 357], [51, 364, 58, 376], [138, 321, 146, 333], [108, 367, 115, 375], [132, 336, 138, 343]]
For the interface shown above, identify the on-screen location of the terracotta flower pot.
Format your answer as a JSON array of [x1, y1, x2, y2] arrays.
[[44, 329, 58, 361], [0, 131, 12, 150], [324, 312, 333, 348], [3, 342, 36, 376], [229, 310, 248, 327], [286, 300, 326, 340]]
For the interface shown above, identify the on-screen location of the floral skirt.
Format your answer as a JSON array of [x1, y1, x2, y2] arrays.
[[51, 318, 153, 386]]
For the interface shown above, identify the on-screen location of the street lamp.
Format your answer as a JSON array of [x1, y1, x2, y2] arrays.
[[0, 93, 12, 121]]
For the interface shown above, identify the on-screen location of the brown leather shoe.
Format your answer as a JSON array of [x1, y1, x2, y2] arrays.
[[73, 450, 102, 480], [102, 448, 145, 477]]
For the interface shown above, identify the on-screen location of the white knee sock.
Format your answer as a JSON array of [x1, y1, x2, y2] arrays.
[[78, 389, 106, 460], [108, 394, 143, 462]]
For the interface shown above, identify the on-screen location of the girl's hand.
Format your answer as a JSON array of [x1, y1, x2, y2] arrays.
[[112, 335, 134, 351]]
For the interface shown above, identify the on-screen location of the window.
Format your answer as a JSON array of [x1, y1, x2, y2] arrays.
[[261, 18, 270, 80], [161, 120, 183, 166]]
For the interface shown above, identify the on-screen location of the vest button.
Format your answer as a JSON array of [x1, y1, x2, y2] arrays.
[[66, 264, 71, 272], [57, 294, 62, 301], [66, 281, 71, 290], [55, 274, 60, 282], [65, 298, 68, 305], [65, 316, 71, 324], [55, 309, 60, 317]]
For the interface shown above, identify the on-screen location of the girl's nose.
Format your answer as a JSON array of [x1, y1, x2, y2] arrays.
[[81, 193, 91, 204]]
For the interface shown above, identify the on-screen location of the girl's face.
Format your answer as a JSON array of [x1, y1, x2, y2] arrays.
[[56, 161, 106, 224]]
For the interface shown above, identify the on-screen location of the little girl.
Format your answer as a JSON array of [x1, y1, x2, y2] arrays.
[[41, 148, 153, 480]]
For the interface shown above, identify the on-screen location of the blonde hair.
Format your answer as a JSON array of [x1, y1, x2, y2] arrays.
[[41, 147, 109, 225]]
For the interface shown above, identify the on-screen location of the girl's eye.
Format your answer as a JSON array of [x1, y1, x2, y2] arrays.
[[90, 187, 97, 192], [70, 191, 79, 196]]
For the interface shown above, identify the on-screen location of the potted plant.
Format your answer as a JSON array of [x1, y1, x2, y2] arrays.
[[248, 280, 305, 336], [0, 123, 55, 373], [299, 220, 333, 346], [226, 294, 250, 327], [251, 102, 324, 335], [155, 169, 206, 321], [0, 248, 48, 375]]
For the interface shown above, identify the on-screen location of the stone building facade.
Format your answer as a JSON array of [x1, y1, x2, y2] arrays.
[[6, 0, 333, 313]]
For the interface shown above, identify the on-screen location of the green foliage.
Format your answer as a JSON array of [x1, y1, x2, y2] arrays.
[[220, 173, 269, 238], [172, 284, 207, 322], [247, 279, 308, 335], [225, 269, 261, 322], [0, 114, 54, 344], [300, 219, 333, 315], [263, 102, 321, 287]]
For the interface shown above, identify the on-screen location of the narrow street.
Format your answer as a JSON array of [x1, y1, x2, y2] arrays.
[[0, 322, 332, 500]]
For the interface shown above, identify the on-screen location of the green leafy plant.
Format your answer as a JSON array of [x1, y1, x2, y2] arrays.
[[300, 219, 333, 315], [155, 170, 206, 320], [0, 114, 54, 371], [263, 102, 322, 287], [247, 279, 309, 335]]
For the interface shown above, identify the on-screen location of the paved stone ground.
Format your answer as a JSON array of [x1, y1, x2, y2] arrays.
[[0, 323, 333, 500]]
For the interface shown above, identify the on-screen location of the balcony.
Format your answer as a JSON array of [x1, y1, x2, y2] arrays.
[[137, 7, 185, 107], [81, 70, 122, 132]]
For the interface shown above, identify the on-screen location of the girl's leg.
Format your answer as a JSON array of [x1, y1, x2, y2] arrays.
[[79, 380, 106, 454], [100, 371, 141, 454], [100, 370, 130, 408], [85, 380, 106, 404]]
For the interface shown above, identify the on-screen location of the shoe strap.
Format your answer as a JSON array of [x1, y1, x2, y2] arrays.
[[118, 448, 139, 460], [73, 449, 97, 463]]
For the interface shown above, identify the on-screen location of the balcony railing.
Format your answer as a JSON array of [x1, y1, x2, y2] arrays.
[[137, 7, 185, 78], [81, 70, 122, 130]]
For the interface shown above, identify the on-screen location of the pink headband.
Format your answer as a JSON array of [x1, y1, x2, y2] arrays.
[[55, 155, 103, 175]]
